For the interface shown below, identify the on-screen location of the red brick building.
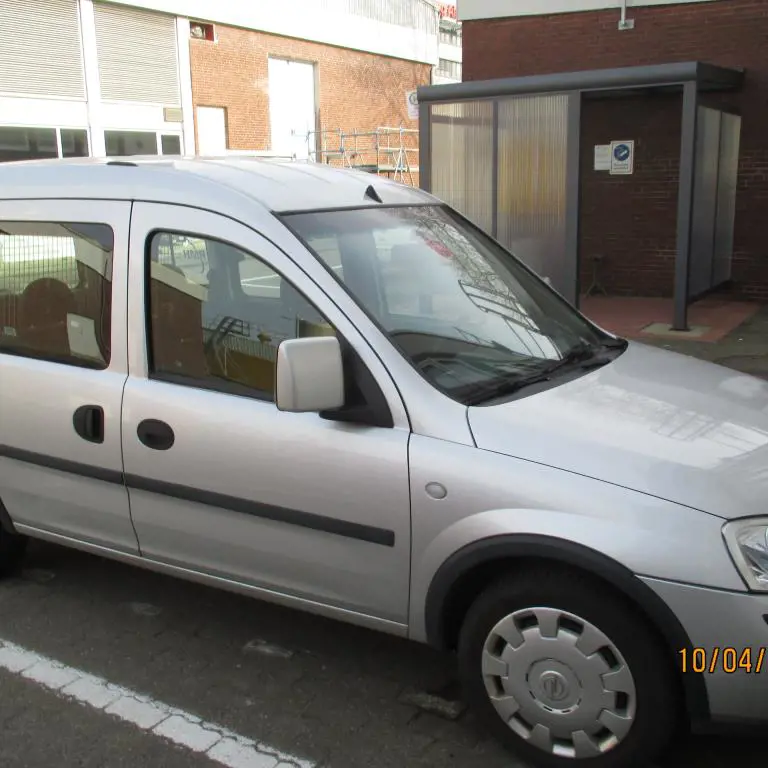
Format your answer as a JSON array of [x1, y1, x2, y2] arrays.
[[436, 0, 767, 305], [190, 23, 430, 160]]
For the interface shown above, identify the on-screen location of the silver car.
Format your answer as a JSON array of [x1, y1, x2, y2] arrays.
[[0, 156, 766, 768]]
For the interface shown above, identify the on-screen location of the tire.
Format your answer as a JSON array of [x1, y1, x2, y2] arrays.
[[0, 525, 27, 577], [457, 566, 681, 768]]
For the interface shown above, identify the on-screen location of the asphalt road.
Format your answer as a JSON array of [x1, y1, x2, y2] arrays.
[[0, 540, 765, 768]]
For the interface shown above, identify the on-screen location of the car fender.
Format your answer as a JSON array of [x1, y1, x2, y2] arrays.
[[412, 514, 712, 724]]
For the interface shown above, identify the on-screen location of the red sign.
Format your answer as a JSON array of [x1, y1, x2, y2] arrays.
[[438, 3, 457, 20]]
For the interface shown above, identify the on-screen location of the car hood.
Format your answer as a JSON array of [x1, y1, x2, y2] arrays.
[[467, 342, 768, 520]]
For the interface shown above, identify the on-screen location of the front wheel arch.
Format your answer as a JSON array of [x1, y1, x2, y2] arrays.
[[423, 534, 709, 728]]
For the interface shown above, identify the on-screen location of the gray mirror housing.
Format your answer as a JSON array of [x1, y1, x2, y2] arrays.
[[275, 337, 345, 413]]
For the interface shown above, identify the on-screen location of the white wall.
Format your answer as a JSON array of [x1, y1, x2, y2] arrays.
[[439, 40, 462, 65], [0, 98, 89, 129], [101, 102, 183, 133], [98, 0, 440, 65], [458, 0, 718, 21]]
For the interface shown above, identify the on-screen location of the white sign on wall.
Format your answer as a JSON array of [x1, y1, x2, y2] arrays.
[[594, 144, 611, 171], [610, 140, 635, 175], [406, 90, 419, 120]]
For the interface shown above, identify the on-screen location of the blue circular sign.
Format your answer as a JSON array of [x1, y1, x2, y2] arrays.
[[614, 143, 631, 162]]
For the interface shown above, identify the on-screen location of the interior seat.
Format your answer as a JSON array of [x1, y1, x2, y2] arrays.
[[17, 278, 77, 360]]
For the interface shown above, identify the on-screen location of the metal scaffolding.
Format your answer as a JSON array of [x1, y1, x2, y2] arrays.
[[307, 126, 419, 185]]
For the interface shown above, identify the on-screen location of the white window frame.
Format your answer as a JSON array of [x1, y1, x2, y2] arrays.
[[157, 131, 183, 155], [436, 59, 462, 80], [102, 128, 183, 157], [0, 125, 91, 160]]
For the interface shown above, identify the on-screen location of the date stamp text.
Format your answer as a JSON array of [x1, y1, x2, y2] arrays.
[[679, 647, 766, 674]]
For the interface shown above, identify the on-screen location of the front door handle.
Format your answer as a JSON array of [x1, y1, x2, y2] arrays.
[[137, 419, 175, 451], [73, 405, 105, 444]]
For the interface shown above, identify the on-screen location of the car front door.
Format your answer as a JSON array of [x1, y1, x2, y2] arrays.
[[0, 199, 136, 552], [121, 202, 412, 627]]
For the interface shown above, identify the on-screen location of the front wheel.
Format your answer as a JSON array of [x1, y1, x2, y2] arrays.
[[457, 567, 681, 768]]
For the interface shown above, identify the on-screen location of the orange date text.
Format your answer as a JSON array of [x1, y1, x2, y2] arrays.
[[678, 647, 766, 674]]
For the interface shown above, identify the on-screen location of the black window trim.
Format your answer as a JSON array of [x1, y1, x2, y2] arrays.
[[145, 228, 283, 403]]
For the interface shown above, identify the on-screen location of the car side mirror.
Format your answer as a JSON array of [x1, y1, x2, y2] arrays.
[[275, 337, 345, 413]]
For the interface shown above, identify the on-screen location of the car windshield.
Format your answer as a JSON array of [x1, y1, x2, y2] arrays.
[[281, 204, 624, 405]]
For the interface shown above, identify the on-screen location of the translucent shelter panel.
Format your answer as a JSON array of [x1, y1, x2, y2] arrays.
[[690, 107, 742, 297], [430, 101, 494, 234], [690, 106, 722, 298], [496, 94, 570, 295], [712, 112, 741, 287]]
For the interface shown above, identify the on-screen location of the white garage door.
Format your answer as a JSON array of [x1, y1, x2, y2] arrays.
[[197, 107, 227, 155], [0, 0, 85, 99], [268, 58, 316, 160], [93, 2, 180, 105]]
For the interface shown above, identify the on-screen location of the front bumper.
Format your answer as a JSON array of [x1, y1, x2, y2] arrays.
[[641, 576, 768, 728]]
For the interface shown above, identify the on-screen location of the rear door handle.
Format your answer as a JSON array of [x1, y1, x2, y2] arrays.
[[73, 405, 105, 444], [137, 419, 175, 451]]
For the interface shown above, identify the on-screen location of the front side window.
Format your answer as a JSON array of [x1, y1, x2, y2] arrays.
[[0, 222, 113, 368], [283, 205, 625, 405], [147, 232, 336, 400]]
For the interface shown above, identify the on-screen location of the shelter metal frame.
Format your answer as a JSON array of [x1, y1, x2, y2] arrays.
[[417, 62, 744, 330]]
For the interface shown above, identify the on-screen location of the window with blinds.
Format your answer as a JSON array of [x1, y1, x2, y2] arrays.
[[0, 0, 85, 99], [93, 2, 181, 105]]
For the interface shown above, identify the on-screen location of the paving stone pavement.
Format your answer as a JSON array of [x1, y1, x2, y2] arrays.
[[639, 304, 768, 379], [0, 540, 766, 768]]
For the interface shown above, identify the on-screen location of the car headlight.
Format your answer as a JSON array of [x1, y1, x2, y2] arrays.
[[723, 518, 768, 591]]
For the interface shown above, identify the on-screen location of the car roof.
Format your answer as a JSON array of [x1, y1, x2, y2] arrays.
[[0, 155, 437, 215]]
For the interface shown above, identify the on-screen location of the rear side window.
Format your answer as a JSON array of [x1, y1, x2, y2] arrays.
[[0, 222, 114, 369]]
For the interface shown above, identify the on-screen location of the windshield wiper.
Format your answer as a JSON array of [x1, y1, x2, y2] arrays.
[[541, 340, 610, 373], [464, 338, 626, 405], [463, 370, 554, 405]]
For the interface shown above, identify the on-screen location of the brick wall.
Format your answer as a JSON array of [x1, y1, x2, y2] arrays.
[[579, 96, 682, 297], [463, 0, 768, 300], [189, 24, 429, 184]]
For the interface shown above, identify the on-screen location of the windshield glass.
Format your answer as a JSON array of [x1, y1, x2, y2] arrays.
[[282, 204, 622, 405]]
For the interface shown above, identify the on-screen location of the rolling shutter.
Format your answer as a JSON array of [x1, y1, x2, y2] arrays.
[[0, 0, 85, 99], [93, 2, 180, 105]]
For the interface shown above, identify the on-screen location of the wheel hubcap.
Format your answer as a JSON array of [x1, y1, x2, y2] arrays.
[[482, 607, 637, 759]]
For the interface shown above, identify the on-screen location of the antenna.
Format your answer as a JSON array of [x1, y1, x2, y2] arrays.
[[364, 184, 383, 203]]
